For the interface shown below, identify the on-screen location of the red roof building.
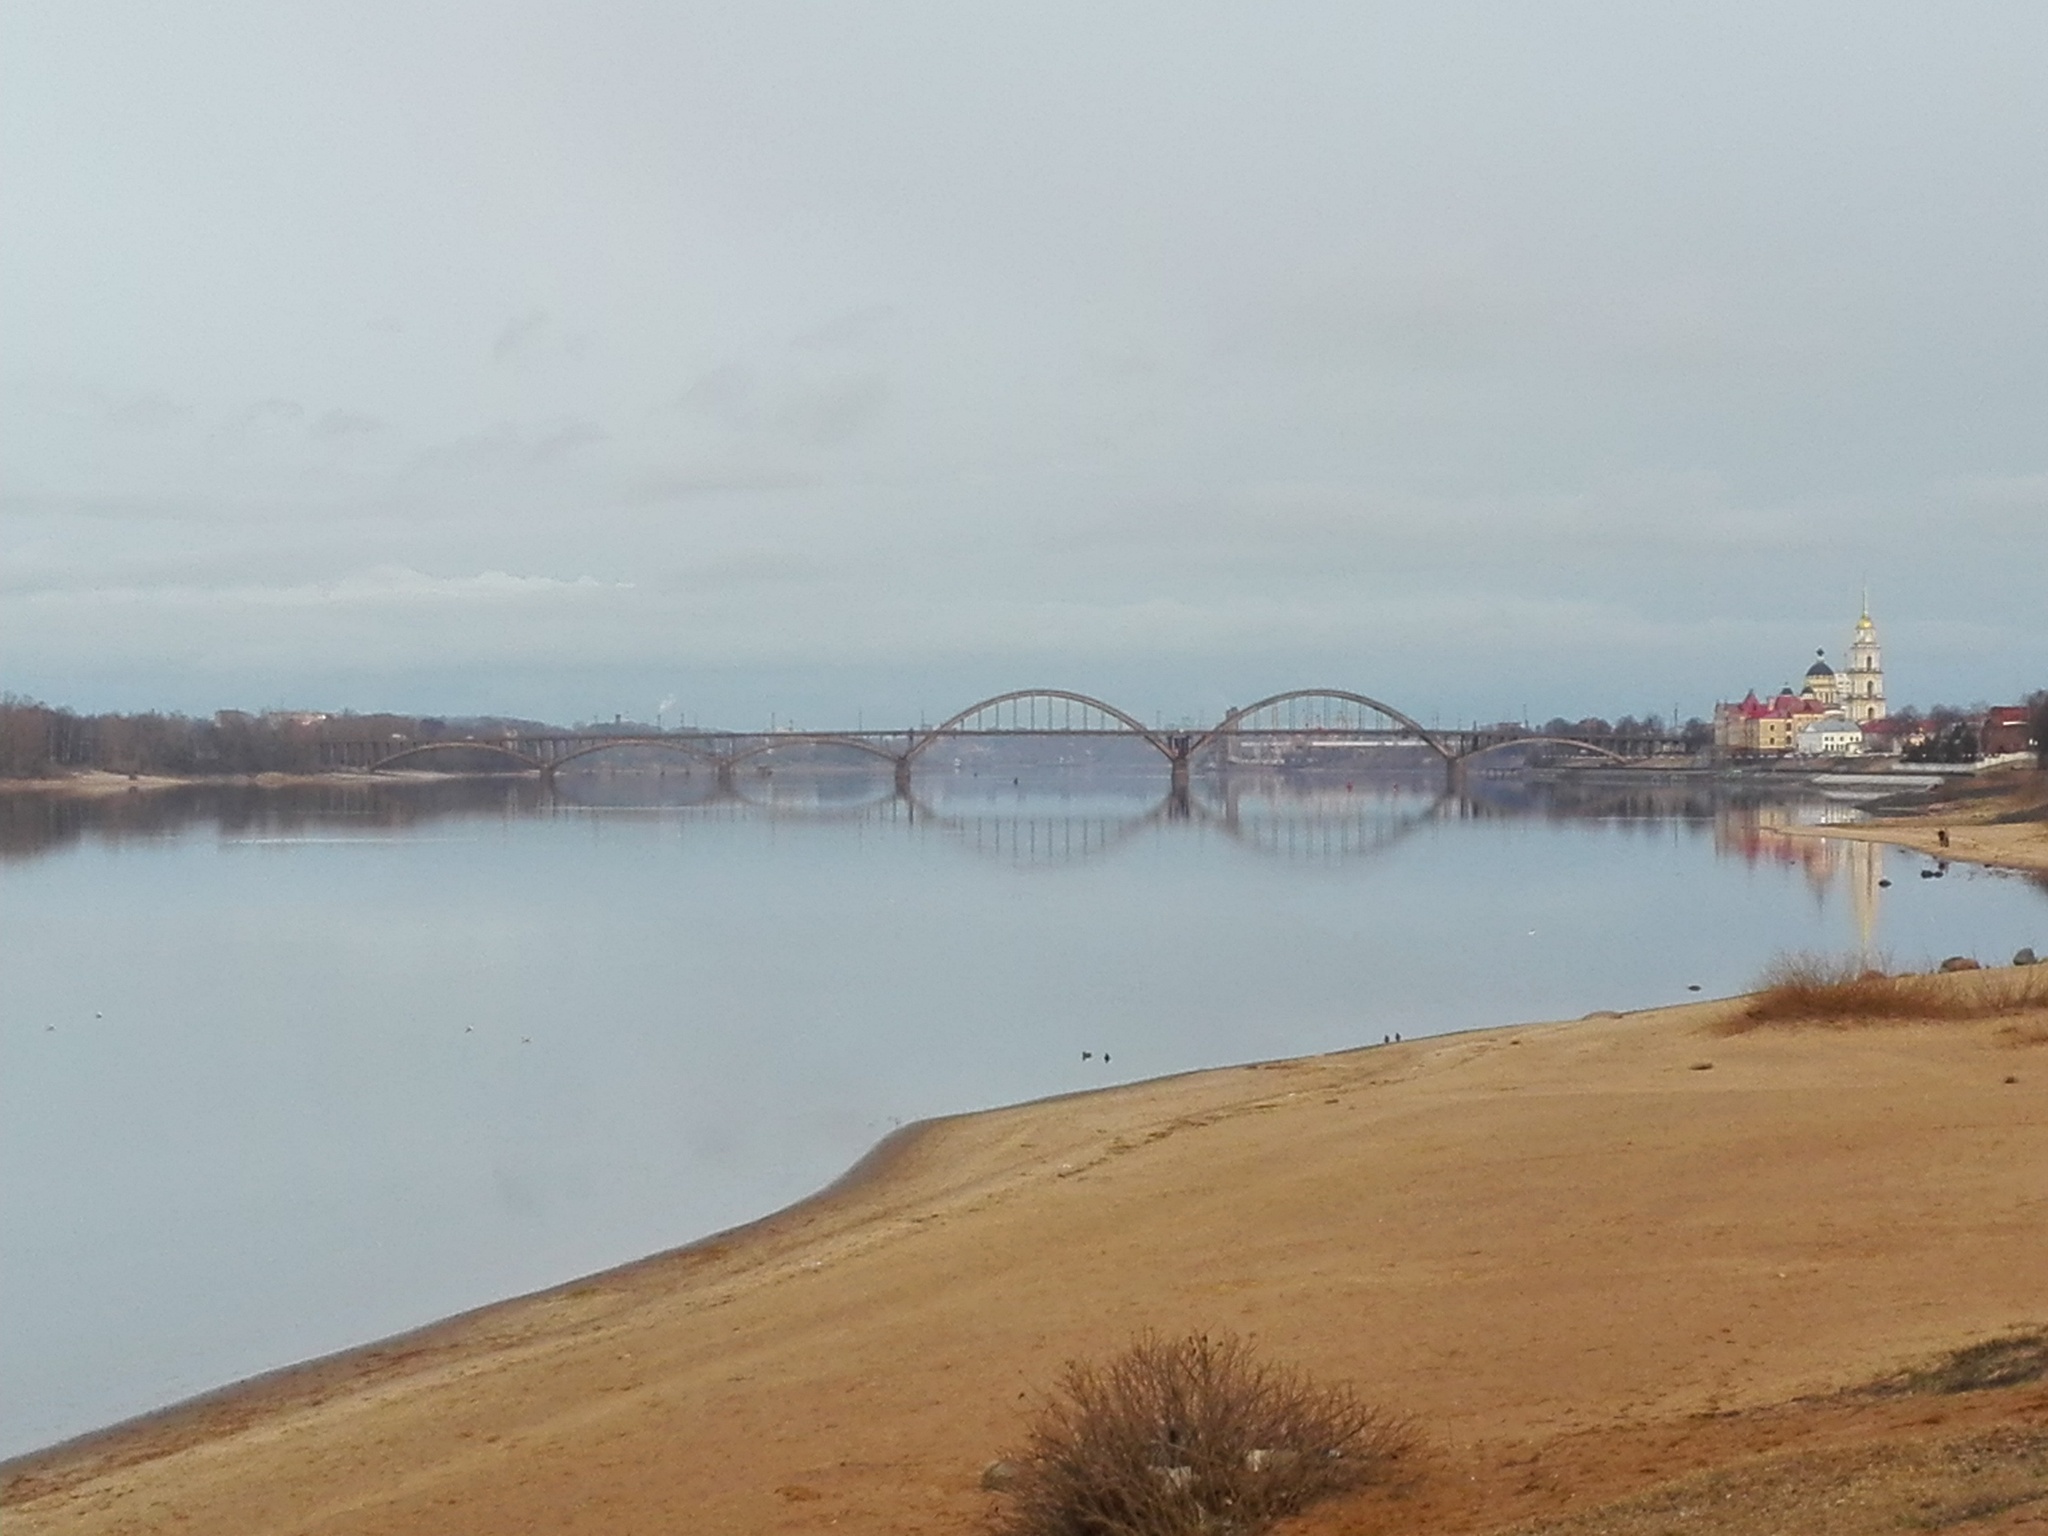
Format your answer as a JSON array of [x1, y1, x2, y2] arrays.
[[1982, 706, 2034, 757]]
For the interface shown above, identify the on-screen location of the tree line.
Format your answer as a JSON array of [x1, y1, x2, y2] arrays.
[[1895, 694, 2048, 766], [1534, 715, 1716, 750], [0, 700, 521, 779]]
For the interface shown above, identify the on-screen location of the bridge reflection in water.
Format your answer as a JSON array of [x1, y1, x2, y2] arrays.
[[534, 769, 1460, 870], [0, 766, 1953, 920]]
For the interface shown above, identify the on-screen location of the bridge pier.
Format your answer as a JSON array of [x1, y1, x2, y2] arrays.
[[893, 757, 913, 796], [715, 759, 737, 792]]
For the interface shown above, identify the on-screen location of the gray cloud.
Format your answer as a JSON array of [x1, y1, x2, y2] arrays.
[[774, 374, 886, 447], [791, 305, 897, 352], [678, 364, 888, 448], [400, 419, 609, 484], [310, 409, 386, 439], [676, 364, 754, 428], [3, 2, 2044, 720], [491, 310, 550, 365], [97, 393, 188, 431], [524, 420, 607, 462], [490, 309, 587, 368], [214, 398, 308, 441], [627, 468, 816, 503]]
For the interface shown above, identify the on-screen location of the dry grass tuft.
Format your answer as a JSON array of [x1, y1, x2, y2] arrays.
[[1870, 1331, 2048, 1397], [1721, 952, 2048, 1032], [1505, 1427, 2048, 1536], [996, 1331, 1412, 1536]]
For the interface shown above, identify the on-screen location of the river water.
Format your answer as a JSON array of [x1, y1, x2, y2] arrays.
[[3, 767, 2045, 1458]]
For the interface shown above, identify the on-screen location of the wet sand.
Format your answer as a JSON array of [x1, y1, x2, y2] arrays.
[[6, 973, 2046, 1534]]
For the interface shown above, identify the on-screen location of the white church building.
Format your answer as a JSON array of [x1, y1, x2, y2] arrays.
[[1715, 605, 1888, 756], [1795, 607, 1887, 725]]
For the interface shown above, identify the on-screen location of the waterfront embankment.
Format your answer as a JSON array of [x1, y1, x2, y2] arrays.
[[7, 963, 2047, 1535]]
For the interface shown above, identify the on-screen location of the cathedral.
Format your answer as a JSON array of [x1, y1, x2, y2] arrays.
[[1797, 607, 1887, 724], [1714, 605, 1887, 754]]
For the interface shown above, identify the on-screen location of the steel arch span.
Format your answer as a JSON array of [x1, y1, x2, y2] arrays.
[[542, 737, 725, 772], [369, 741, 544, 773], [1191, 689, 1452, 761], [907, 689, 1172, 761], [1455, 736, 1631, 766], [722, 734, 906, 769]]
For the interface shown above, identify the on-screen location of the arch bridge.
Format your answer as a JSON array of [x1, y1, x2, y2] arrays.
[[317, 687, 1684, 787]]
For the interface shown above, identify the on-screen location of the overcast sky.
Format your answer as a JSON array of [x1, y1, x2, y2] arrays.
[[3, 3, 2044, 729]]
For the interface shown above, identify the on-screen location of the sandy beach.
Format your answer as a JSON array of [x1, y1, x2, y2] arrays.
[[7, 954, 2047, 1534], [1787, 765, 2048, 877]]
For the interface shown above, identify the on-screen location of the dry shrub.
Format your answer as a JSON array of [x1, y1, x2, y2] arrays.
[[998, 1332, 1411, 1536], [1726, 952, 2048, 1032]]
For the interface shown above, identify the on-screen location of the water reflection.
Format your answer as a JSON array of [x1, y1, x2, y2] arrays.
[[1718, 803, 1888, 950], [0, 766, 1868, 864], [0, 777, 548, 861], [0, 766, 1973, 949], [9, 769, 2033, 945]]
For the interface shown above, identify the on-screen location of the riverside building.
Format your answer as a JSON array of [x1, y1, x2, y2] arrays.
[[1714, 605, 1888, 756]]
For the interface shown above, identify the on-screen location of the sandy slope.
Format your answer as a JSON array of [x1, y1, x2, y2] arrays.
[[7, 979, 2047, 1535]]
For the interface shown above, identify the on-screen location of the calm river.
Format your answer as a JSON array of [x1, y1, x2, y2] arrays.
[[4, 768, 2045, 1457]]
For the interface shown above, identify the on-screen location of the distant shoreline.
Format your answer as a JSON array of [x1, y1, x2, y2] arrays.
[[0, 758, 1993, 799], [0, 768, 514, 797]]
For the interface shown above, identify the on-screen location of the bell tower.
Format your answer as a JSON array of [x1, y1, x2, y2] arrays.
[[1844, 600, 1885, 724]]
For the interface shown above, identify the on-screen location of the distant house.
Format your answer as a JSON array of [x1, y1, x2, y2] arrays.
[[1793, 716, 1867, 757], [1857, 716, 1915, 756], [1715, 688, 1834, 754], [1981, 706, 2033, 757]]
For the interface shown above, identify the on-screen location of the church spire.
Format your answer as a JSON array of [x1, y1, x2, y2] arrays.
[[1845, 597, 1885, 724]]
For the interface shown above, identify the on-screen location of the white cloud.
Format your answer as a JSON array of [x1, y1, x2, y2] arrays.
[[30, 566, 629, 611]]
